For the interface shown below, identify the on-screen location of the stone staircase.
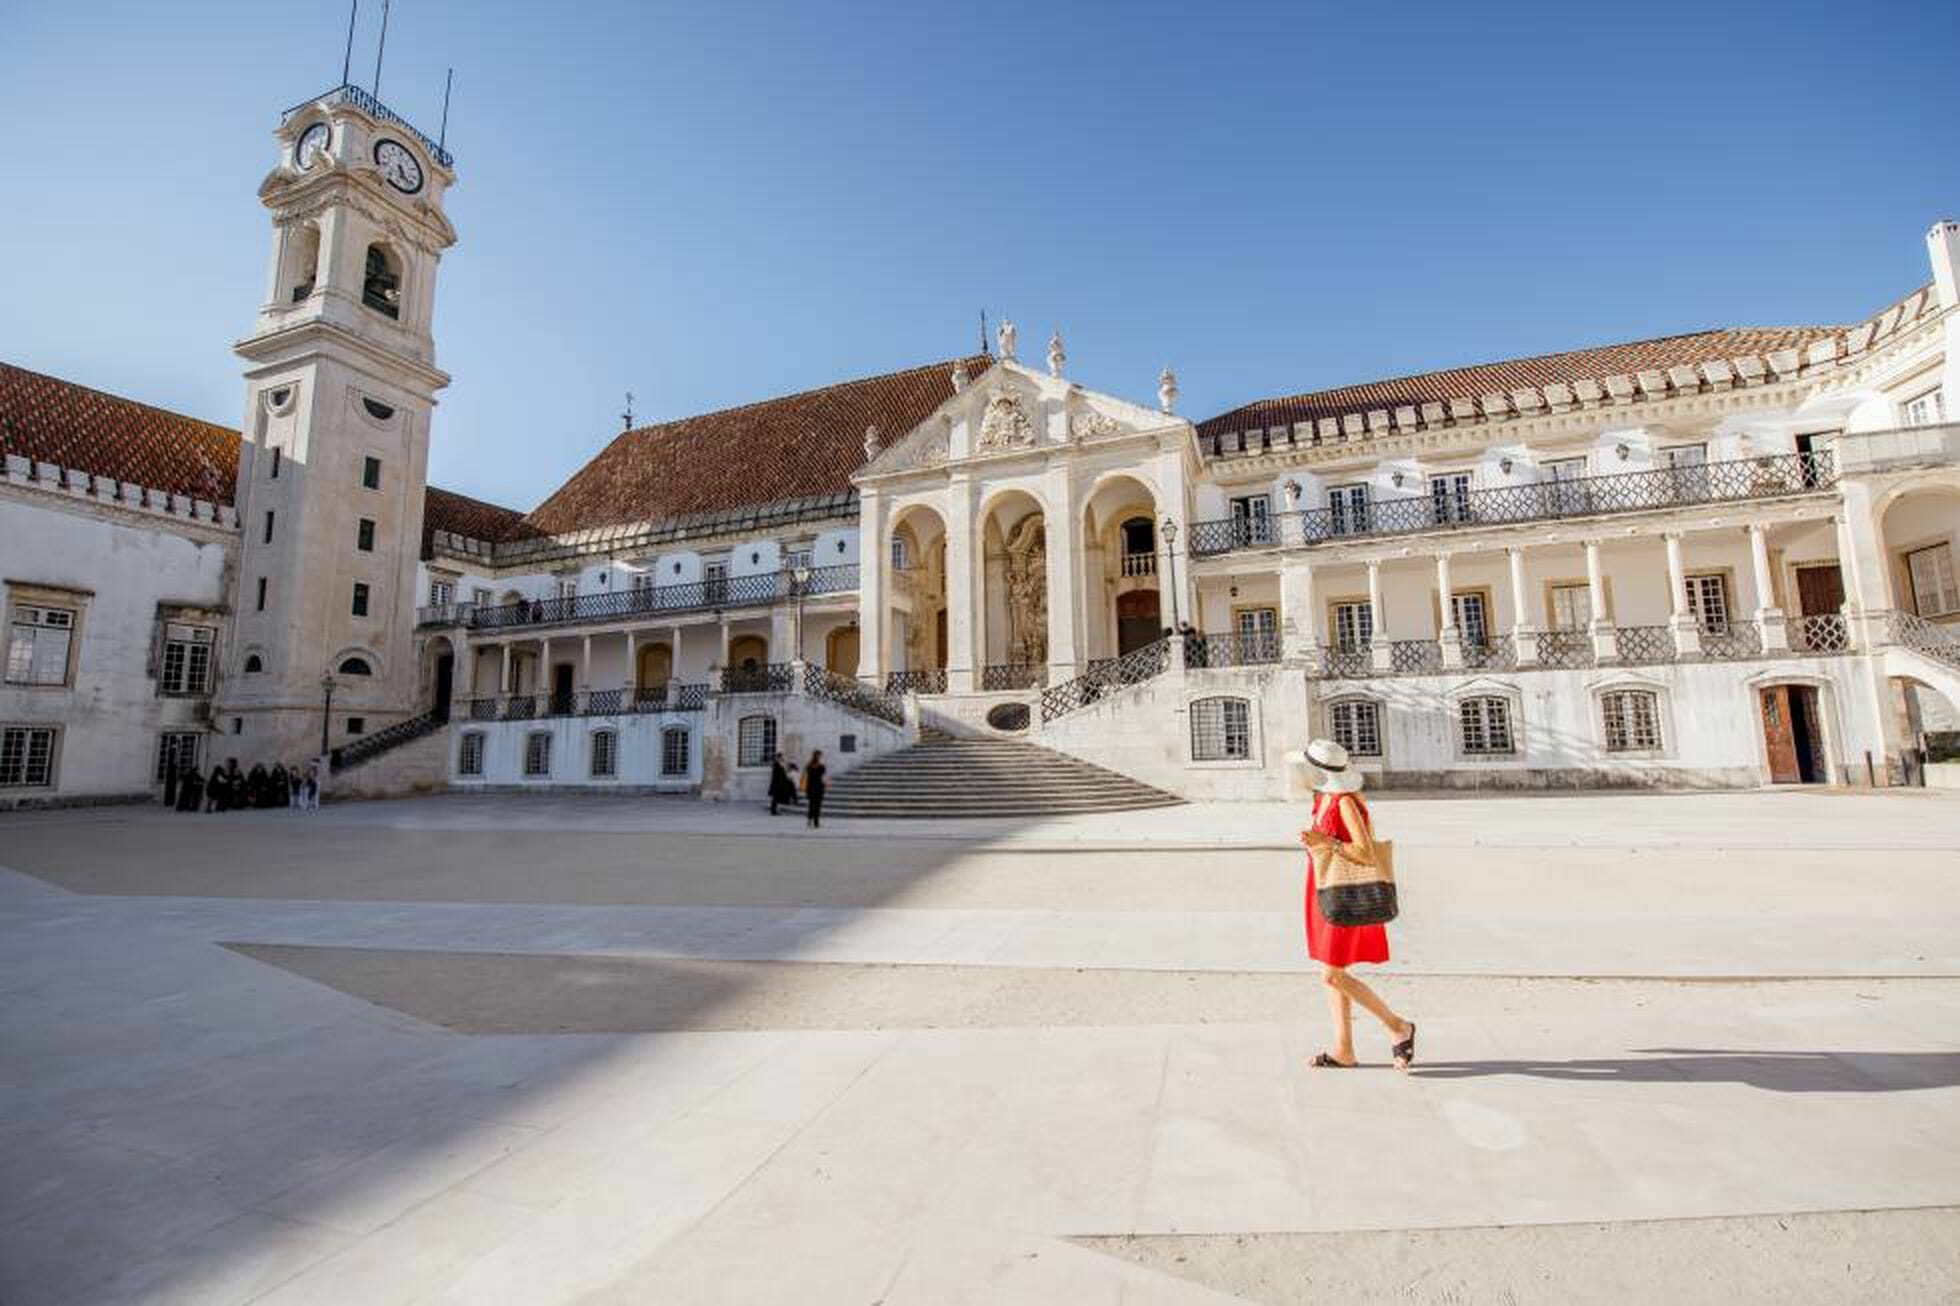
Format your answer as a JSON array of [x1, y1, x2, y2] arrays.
[[822, 729, 1182, 818]]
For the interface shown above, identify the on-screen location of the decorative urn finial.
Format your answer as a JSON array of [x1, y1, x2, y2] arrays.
[[1047, 329, 1066, 378], [951, 358, 969, 392], [1158, 365, 1179, 414]]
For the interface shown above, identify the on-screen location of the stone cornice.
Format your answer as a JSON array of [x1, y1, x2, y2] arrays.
[[235, 317, 450, 394], [2, 456, 238, 541]]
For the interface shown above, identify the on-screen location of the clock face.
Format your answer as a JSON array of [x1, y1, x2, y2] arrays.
[[296, 122, 330, 169], [372, 139, 424, 194]]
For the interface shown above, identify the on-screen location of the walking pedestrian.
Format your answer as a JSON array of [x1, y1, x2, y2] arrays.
[[768, 752, 797, 816], [300, 761, 320, 811], [802, 749, 827, 829], [1296, 738, 1416, 1071], [175, 764, 204, 813]]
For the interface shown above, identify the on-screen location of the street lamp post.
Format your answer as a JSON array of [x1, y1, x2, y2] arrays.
[[319, 672, 336, 758], [1160, 517, 1182, 630], [792, 565, 812, 663]]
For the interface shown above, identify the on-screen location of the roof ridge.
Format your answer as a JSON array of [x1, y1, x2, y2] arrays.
[[615, 353, 990, 437], [0, 360, 240, 440]]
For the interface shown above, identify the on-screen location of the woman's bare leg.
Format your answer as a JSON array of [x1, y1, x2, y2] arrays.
[[1329, 968, 1412, 1041], [1320, 967, 1357, 1064]]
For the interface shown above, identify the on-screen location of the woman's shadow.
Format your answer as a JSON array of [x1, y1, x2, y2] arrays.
[[1411, 1050, 1960, 1093]]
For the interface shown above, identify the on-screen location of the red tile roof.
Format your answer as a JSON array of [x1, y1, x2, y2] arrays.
[[0, 361, 240, 504], [421, 485, 541, 549], [1195, 325, 1846, 439], [522, 356, 993, 535]]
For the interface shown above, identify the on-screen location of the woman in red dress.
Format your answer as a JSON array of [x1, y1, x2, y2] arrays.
[[1297, 738, 1416, 1070]]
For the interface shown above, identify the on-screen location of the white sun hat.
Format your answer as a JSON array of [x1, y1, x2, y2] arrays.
[[1284, 737, 1365, 794]]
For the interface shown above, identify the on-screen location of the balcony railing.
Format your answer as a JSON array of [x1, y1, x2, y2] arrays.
[[1188, 452, 1836, 558], [886, 668, 948, 695], [1389, 639, 1441, 675], [1186, 630, 1282, 669], [1536, 629, 1595, 669], [1788, 613, 1850, 655], [470, 563, 858, 632], [982, 663, 1045, 690], [1120, 552, 1157, 577], [1698, 620, 1762, 661], [461, 685, 709, 721], [282, 83, 455, 168], [417, 602, 474, 627], [721, 662, 796, 694], [1614, 625, 1675, 665], [1321, 645, 1372, 679], [804, 664, 905, 725], [1460, 636, 1515, 671]]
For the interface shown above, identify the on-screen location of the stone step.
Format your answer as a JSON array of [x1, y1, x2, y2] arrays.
[[824, 735, 1178, 818]]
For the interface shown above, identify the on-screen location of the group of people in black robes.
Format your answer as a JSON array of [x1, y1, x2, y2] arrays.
[[766, 750, 828, 828], [166, 758, 319, 813]]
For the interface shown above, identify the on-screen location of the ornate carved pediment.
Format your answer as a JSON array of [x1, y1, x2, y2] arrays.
[[1068, 408, 1123, 441], [976, 388, 1036, 452]]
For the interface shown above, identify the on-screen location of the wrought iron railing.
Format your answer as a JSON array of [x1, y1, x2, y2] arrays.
[[721, 662, 795, 694], [673, 682, 710, 711], [282, 83, 456, 168], [1884, 610, 1960, 668], [1040, 638, 1171, 722], [1390, 640, 1441, 675], [1536, 629, 1595, 670], [470, 564, 858, 632], [582, 688, 625, 715], [1460, 636, 1516, 671], [885, 668, 948, 695], [1321, 645, 1372, 678], [1187, 452, 1837, 558], [1614, 625, 1675, 665], [1789, 613, 1851, 656], [1698, 620, 1762, 661], [632, 685, 669, 711], [329, 708, 445, 773], [1186, 630, 1282, 668], [982, 663, 1045, 690], [805, 664, 905, 725], [416, 602, 473, 627]]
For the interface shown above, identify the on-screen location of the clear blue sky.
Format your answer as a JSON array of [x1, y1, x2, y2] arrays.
[[4, 0, 1955, 511]]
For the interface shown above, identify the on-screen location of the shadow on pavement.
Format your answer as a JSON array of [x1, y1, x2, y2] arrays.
[[1412, 1049, 1960, 1092]]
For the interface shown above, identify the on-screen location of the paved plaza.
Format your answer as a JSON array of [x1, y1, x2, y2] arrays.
[[3, 790, 1959, 1303]]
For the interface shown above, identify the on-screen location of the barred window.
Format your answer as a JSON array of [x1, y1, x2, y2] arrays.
[[458, 731, 485, 776], [158, 623, 215, 696], [737, 715, 776, 767], [661, 726, 690, 776], [1459, 696, 1514, 755], [155, 732, 200, 782], [523, 731, 551, 777], [1601, 690, 1661, 752], [1, 726, 57, 787], [429, 579, 455, 606], [1329, 699, 1381, 757], [6, 605, 75, 686], [1332, 601, 1373, 652], [1190, 696, 1251, 761], [590, 729, 618, 778]]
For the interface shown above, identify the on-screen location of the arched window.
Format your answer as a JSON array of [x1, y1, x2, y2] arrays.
[[1121, 516, 1155, 557], [737, 715, 776, 767], [1601, 690, 1661, 752], [1459, 696, 1514, 755], [1190, 696, 1251, 761], [660, 726, 690, 777], [362, 244, 402, 319], [1328, 698, 1382, 757], [243, 654, 264, 674], [589, 729, 618, 779], [523, 731, 552, 777], [338, 656, 372, 676], [458, 731, 486, 777], [286, 223, 321, 303]]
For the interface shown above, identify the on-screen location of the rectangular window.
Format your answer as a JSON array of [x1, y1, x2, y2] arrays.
[[256, 577, 267, 611], [1684, 573, 1731, 632], [6, 605, 76, 686], [704, 559, 730, 604], [362, 456, 381, 490], [345, 717, 365, 735], [472, 586, 493, 605], [158, 623, 215, 696], [1332, 601, 1373, 652], [629, 572, 653, 594], [351, 582, 370, 617], [737, 715, 776, 767], [357, 518, 376, 552], [1602, 690, 1662, 752], [555, 577, 578, 600], [1902, 388, 1946, 428], [1549, 583, 1592, 631], [270, 447, 282, 479], [890, 537, 909, 570], [1544, 457, 1590, 513], [589, 730, 618, 778], [156, 732, 200, 782], [263, 510, 275, 543], [1459, 697, 1515, 755], [458, 731, 485, 777], [661, 727, 691, 777], [0, 725, 57, 787], [1907, 543, 1960, 617], [1329, 699, 1382, 757], [429, 579, 455, 606], [1229, 494, 1272, 546], [1235, 607, 1278, 642], [786, 547, 813, 573], [1429, 472, 1473, 524], [521, 732, 551, 777], [1189, 697, 1252, 761], [1328, 483, 1370, 536], [1450, 592, 1488, 647]]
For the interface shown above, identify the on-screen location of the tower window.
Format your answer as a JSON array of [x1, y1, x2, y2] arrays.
[[243, 654, 264, 673], [270, 447, 282, 479], [362, 456, 381, 490], [362, 244, 401, 319], [263, 510, 275, 543], [256, 578, 267, 611], [357, 518, 376, 552], [352, 583, 370, 617]]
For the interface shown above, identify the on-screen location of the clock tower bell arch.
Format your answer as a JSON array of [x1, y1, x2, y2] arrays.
[[216, 87, 458, 764]]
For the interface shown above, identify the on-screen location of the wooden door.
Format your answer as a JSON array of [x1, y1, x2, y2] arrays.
[[1794, 565, 1845, 617], [1116, 589, 1161, 656], [1760, 686, 1801, 783], [826, 625, 860, 674], [935, 608, 947, 667], [551, 663, 575, 715]]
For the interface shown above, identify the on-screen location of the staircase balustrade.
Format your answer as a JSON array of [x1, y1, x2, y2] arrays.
[[1040, 638, 1171, 722]]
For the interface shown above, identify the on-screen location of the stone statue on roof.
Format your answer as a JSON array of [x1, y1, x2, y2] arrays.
[[1158, 365, 1179, 415], [1047, 330, 1066, 378], [862, 425, 881, 460], [997, 319, 1017, 361]]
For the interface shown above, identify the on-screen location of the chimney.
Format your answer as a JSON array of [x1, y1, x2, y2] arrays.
[[1929, 219, 1960, 310]]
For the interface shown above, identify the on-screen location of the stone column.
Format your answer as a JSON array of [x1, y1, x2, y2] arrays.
[[1367, 559, 1393, 673], [624, 629, 639, 701], [1436, 551, 1462, 670], [1507, 546, 1538, 665], [670, 623, 684, 700], [1585, 539, 1617, 663], [499, 642, 511, 695], [856, 488, 888, 686], [1279, 556, 1319, 666], [944, 477, 978, 693], [1749, 523, 1789, 652], [1833, 515, 1862, 651], [1044, 467, 1080, 686], [1664, 531, 1701, 657]]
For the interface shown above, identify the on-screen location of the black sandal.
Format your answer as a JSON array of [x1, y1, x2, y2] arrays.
[[1311, 1053, 1356, 1069], [1391, 1023, 1417, 1071]]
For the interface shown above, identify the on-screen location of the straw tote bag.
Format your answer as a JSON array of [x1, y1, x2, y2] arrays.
[[1314, 837, 1399, 927]]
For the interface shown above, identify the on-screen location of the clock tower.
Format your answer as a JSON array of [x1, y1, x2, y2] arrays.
[[216, 86, 457, 763]]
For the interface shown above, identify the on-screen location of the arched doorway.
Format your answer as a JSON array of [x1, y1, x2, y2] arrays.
[[1116, 590, 1162, 656], [826, 624, 861, 674], [422, 636, 455, 720], [1082, 474, 1163, 661], [981, 490, 1048, 673], [1759, 683, 1826, 783], [636, 642, 672, 693], [728, 634, 769, 673], [889, 505, 949, 675]]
